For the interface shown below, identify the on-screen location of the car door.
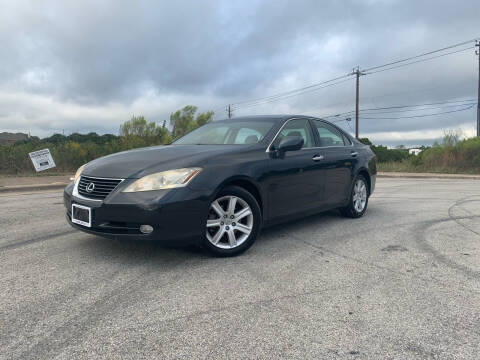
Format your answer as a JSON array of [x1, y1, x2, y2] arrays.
[[311, 120, 357, 207], [266, 118, 325, 219]]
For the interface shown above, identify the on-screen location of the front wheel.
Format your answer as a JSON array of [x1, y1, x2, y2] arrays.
[[202, 186, 261, 256], [340, 175, 369, 218]]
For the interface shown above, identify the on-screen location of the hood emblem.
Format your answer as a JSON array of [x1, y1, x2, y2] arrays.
[[86, 183, 95, 193]]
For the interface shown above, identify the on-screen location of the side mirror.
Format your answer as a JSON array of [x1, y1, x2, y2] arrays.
[[277, 136, 304, 153]]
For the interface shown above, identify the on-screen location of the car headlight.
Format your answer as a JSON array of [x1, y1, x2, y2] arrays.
[[122, 168, 202, 192], [73, 164, 86, 183]]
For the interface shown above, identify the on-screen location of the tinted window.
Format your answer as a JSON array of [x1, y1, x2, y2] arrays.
[[313, 121, 345, 147], [233, 128, 263, 144], [173, 120, 275, 145], [272, 119, 314, 149]]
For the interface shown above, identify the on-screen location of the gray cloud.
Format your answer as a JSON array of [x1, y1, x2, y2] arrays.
[[0, 0, 478, 145]]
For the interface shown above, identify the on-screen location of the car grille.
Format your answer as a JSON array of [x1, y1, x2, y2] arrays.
[[78, 176, 123, 200]]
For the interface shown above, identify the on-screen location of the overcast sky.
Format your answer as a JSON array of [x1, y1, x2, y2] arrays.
[[0, 0, 478, 145]]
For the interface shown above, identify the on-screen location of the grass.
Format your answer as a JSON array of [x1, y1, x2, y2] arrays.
[[376, 136, 480, 175], [377, 161, 480, 174]]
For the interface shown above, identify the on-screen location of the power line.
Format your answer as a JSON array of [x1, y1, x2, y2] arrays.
[[331, 104, 475, 123], [363, 38, 478, 72], [351, 37, 477, 137], [306, 85, 445, 113], [230, 74, 352, 108], [232, 77, 354, 110], [360, 85, 440, 102], [355, 102, 477, 115], [364, 46, 475, 75], [233, 77, 353, 110], [359, 104, 475, 120], [322, 98, 477, 118], [218, 36, 479, 121]]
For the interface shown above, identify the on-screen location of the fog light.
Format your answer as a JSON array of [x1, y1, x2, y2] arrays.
[[140, 225, 154, 234]]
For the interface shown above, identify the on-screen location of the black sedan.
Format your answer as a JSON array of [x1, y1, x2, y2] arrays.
[[64, 115, 376, 256]]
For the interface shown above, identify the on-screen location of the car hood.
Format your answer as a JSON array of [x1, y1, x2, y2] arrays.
[[82, 144, 249, 179]]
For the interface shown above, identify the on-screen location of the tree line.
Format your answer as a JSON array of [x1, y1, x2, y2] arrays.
[[1, 109, 479, 175], [360, 131, 480, 174], [0, 106, 213, 175]]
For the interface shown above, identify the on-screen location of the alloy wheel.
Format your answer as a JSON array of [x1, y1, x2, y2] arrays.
[[352, 179, 367, 213], [206, 195, 254, 249]]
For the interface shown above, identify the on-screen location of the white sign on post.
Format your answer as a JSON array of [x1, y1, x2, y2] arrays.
[[29, 149, 56, 172]]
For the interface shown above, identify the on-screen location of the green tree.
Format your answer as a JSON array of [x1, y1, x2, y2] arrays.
[[120, 115, 156, 138], [119, 115, 172, 147], [196, 110, 214, 126], [359, 138, 372, 146], [170, 106, 214, 139]]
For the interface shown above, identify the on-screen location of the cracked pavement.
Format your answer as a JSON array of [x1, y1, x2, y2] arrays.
[[1, 178, 479, 359]]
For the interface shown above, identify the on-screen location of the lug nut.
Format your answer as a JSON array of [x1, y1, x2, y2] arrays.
[[232, 222, 236, 226], [226, 226, 230, 230], [220, 222, 224, 225], [230, 215, 234, 219]]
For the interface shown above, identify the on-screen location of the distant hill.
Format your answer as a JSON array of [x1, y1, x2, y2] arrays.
[[0, 132, 29, 145]]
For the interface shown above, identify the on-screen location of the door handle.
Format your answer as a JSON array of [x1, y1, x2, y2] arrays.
[[312, 155, 324, 161], [350, 151, 358, 157]]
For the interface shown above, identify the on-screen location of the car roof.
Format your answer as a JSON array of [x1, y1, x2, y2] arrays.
[[214, 115, 325, 123]]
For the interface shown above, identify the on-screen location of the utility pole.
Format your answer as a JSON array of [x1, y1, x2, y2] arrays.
[[352, 67, 365, 139], [476, 40, 480, 137], [227, 104, 232, 119]]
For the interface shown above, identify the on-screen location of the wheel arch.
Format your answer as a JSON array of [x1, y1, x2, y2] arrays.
[[356, 168, 372, 195], [215, 176, 264, 217]]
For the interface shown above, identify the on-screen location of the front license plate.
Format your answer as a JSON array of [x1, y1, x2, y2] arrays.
[[72, 204, 92, 227]]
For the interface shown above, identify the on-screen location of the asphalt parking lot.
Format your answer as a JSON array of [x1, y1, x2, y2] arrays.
[[1, 178, 479, 359]]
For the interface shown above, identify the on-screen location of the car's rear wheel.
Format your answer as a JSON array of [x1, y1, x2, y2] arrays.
[[203, 186, 261, 256], [340, 175, 369, 218]]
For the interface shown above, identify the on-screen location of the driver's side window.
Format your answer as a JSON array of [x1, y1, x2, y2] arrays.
[[272, 119, 314, 149]]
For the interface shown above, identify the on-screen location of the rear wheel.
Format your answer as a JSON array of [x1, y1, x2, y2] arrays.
[[340, 175, 369, 218], [203, 186, 261, 256]]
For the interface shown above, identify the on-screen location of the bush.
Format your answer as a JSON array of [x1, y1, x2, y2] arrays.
[[0, 107, 215, 176], [359, 138, 410, 163], [361, 135, 480, 174], [377, 137, 480, 174]]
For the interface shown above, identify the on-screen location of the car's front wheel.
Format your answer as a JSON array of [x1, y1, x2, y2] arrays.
[[203, 186, 261, 256], [340, 175, 369, 218]]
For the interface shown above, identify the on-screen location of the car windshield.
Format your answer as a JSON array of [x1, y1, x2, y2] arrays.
[[172, 120, 276, 145]]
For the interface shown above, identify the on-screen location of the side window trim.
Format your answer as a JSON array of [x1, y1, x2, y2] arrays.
[[266, 118, 314, 152], [342, 133, 352, 146], [266, 117, 354, 152], [308, 118, 321, 148]]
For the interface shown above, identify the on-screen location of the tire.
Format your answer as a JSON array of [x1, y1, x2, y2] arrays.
[[340, 174, 369, 218], [202, 185, 262, 257]]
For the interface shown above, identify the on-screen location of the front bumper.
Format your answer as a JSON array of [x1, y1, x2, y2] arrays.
[[64, 181, 211, 243]]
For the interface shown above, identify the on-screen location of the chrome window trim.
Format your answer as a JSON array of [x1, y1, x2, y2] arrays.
[[265, 117, 313, 153], [73, 175, 125, 202], [266, 117, 353, 153]]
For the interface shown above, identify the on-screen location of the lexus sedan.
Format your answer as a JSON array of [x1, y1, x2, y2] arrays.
[[64, 115, 376, 256]]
